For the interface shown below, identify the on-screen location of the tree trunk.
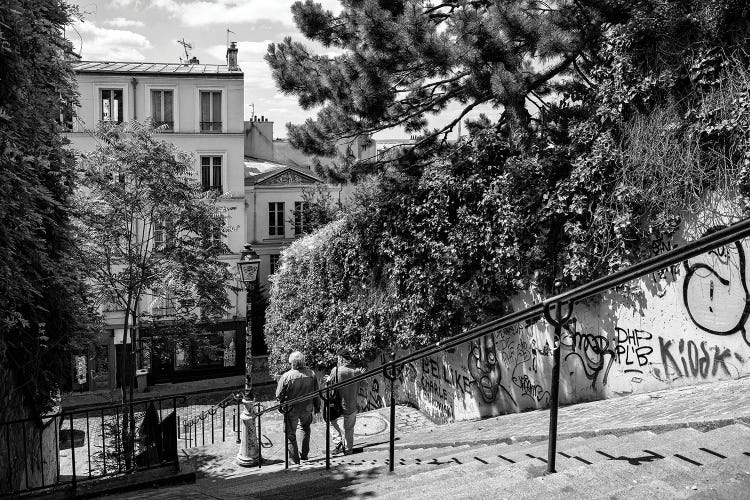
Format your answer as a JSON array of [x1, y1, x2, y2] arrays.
[[0, 365, 56, 494], [503, 96, 531, 147], [120, 294, 133, 470]]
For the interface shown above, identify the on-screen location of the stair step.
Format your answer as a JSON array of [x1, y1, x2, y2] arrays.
[[363, 460, 540, 499], [605, 454, 750, 499]]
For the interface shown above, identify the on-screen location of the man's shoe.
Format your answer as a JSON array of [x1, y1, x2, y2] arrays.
[[333, 442, 344, 453], [300, 455, 308, 461]]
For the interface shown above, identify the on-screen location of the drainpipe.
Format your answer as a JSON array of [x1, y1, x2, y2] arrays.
[[131, 78, 138, 120]]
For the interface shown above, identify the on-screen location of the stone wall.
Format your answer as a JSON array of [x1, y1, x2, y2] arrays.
[[363, 226, 750, 423]]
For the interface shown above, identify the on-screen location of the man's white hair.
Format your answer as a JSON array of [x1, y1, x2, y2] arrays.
[[289, 351, 305, 369]]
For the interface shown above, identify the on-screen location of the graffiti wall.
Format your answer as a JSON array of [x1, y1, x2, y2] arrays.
[[367, 227, 750, 423]]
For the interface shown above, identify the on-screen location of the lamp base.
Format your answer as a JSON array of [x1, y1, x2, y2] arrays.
[[236, 397, 260, 467]]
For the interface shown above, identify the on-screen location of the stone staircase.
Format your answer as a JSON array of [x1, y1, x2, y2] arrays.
[[225, 422, 750, 499]]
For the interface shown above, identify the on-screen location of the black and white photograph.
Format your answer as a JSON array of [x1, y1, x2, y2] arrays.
[[1, 1, 750, 498]]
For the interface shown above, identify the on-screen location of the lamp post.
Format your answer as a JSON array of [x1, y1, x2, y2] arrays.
[[236, 243, 261, 466]]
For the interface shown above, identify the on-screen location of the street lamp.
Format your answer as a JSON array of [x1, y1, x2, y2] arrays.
[[236, 243, 261, 467]]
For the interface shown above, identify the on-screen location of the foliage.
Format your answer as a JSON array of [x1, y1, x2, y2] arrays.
[[267, 0, 625, 166], [75, 121, 234, 399], [288, 183, 341, 236], [265, 0, 750, 367], [0, 0, 99, 426]]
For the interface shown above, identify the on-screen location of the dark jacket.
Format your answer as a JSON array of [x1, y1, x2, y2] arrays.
[[276, 368, 320, 414]]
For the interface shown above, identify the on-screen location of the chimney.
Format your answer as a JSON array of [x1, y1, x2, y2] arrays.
[[226, 41, 239, 71]]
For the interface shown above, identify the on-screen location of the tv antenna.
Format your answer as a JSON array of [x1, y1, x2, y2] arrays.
[[177, 38, 193, 63]]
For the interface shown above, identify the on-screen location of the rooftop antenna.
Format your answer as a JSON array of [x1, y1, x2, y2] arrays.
[[177, 38, 193, 63], [249, 103, 255, 120], [227, 28, 235, 48]]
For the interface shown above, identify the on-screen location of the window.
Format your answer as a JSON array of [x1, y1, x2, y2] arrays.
[[270, 254, 280, 275], [100, 89, 123, 123], [151, 90, 173, 131], [153, 289, 176, 317], [200, 156, 222, 192], [199, 91, 222, 132], [268, 202, 285, 237], [294, 201, 308, 236], [153, 220, 167, 250], [58, 99, 73, 131]]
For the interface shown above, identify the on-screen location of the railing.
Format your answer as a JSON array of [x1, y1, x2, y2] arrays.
[[199, 121, 222, 132], [0, 395, 184, 497], [179, 391, 244, 449], [8, 219, 749, 496], [246, 217, 750, 475]]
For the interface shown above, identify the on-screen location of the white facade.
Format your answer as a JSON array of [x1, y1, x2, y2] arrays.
[[244, 161, 341, 288], [66, 59, 247, 390], [68, 66, 246, 257]]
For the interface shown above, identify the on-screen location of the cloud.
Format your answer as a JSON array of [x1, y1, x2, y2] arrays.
[[104, 17, 145, 28], [143, 0, 341, 27], [73, 20, 152, 61]]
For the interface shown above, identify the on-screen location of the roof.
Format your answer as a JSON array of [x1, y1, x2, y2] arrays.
[[72, 61, 242, 77], [244, 158, 323, 186]]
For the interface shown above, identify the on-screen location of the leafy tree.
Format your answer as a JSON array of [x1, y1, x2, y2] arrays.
[[75, 121, 234, 465], [288, 183, 341, 235], [0, 0, 100, 492], [265, 0, 750, 368]]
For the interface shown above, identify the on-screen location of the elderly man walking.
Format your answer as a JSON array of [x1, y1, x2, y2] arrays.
[[276, 351, 320, 464]]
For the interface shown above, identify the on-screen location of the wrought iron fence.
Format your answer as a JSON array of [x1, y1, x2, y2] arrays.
[[0, 395, 184, 497]]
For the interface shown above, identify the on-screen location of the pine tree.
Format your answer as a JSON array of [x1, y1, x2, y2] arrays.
[[266, 0, 625, 167]]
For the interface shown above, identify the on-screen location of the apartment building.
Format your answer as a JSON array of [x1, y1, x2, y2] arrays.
[[243, 117, 377, 307], [66, 45, 249, 390]]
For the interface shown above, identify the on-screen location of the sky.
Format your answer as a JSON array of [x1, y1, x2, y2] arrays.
[[67, 0, 496, 140]]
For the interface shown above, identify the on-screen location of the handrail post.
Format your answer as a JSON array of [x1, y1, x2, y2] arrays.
[[383, 352, 398, 473], [256, 403, 262, 468], [173, 397, 179, 472], [324, 389, 330, 470], [69, 413, 77, 491], [544, 295, 573, 474], [235, 401, 241, 444], [283, 409, 289, 470]]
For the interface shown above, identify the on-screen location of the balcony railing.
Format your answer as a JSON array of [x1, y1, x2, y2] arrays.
[[199, 121, 222, 133]]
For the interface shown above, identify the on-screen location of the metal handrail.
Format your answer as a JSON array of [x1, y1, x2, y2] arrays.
[[182, 391, 241, 428], [0, 394, 187, 496], [260, 217, 750, 415], [0, 394, 187, 425]]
